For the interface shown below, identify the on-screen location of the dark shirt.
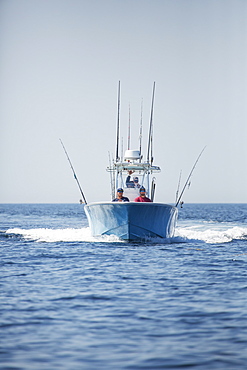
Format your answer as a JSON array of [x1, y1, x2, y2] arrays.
[[126, 176, 134, 188], [112, 196, 129, 202]]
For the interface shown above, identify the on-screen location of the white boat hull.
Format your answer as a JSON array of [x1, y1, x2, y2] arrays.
[[84, 202, 178, 241]]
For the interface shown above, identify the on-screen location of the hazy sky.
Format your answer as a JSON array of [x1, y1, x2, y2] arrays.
[[1, 0, 246, 204]]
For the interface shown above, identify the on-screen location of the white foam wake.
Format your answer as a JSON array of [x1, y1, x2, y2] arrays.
[[6, 227, 122, 243], [175, 224, 247, 244], [5, 224, 247, 244]]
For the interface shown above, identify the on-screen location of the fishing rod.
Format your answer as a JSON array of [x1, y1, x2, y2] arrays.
[[108, 151, 115, 200], [115, 81, 121, 162], [59, 139, 87, 204], [175, 146, 206, 207], [175, 170, 182, 204], [147, 82, 156, 164]]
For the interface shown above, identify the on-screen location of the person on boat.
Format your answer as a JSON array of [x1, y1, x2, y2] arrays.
[[126, 171, 140, 188], [134, 187, 152, 202], [112, 188, 129, 202]]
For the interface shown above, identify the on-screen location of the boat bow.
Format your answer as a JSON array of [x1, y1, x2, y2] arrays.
[[85, 202, 178, 240]]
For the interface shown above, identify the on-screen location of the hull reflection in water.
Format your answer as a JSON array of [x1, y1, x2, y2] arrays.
[[85, 202, 178, 240]]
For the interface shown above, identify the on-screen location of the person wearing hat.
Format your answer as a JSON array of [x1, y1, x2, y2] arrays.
[[126, 171, 140, 188], [134, 187, 152, 202], [112, 188, 129, 202]]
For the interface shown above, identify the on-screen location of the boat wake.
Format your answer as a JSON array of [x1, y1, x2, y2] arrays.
[[4, 227, 122, 243], [175, 221, 247, 244], [3, 222, 247, 244]]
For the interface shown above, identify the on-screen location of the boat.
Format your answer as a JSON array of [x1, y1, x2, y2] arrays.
[[84, 82, 178, 241], [60, 83, 205, 241], [84, 153, 178, 240]]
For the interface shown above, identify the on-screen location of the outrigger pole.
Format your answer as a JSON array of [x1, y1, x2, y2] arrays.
[[175, 146, 206, 207], [147, 82, 156, 164], [59, 139, 87, 204], [139, 98, 143, 159], [115, 81, 121, 162]]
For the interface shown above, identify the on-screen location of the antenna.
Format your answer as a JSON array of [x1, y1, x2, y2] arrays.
[[128, 103, 131, 149], [139, 98, 143, 161], [147, 82, 156, 164], [115, 81, 121, 162]]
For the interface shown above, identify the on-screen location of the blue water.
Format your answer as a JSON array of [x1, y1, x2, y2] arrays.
[[1, 203, 247, 369]]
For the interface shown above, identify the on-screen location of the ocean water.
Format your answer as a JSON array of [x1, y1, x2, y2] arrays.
[[0, 203, 247, 369]]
